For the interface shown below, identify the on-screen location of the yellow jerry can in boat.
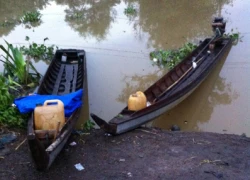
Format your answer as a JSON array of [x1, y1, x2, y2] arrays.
[[34, 100, 65, 131]]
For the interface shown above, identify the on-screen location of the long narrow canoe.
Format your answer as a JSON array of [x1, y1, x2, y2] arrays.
[[91, 18, 232, 135], [27, 49, 86, 170]]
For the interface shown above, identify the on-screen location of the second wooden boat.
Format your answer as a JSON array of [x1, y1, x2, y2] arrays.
[[91, 18, 232, 135]]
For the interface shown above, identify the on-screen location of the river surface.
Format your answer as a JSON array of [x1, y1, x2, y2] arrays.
[[0, 0, 249, 136]]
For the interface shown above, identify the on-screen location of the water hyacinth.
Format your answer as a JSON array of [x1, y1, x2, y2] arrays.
[[150, 43, 197, 69]]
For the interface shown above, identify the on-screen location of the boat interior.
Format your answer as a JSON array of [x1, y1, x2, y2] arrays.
[[39, 51, 84, 95]]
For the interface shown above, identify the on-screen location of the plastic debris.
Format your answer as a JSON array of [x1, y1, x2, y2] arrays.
[[69, 141, 77, 146], [0, 133, 17, 145], [127, 172, 133, 177], [138, 154, 144, 158], [119, 159, 125, 162], [153, 58, 158, 62], [146, 101, 151, 107], [105, 133, 112, 137], [74, 163, 84, 171], [192, 61, 197, 69]]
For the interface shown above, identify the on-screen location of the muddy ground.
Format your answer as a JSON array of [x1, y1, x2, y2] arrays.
[[0, 127, 250, 180]]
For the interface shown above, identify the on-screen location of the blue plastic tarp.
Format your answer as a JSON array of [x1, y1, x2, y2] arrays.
[[14, 89, 83, 117]]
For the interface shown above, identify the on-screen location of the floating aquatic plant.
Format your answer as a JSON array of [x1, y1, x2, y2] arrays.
[[20, 36, 57, 60], [150, 43, 197, 69], [124, 5, 137, 15], [224, 29, 242, 45], [21, 11, 42, 23]]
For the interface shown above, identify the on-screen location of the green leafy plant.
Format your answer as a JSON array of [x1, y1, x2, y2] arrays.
[[228, 33, 239, 40], [224, 29, 241, 44], [124, 5, 136, 15], [21, 11, 42, 23], [0, 40, 41, 87], [20, 36, 57, 60], [0, 74, 27, 128], [150, 43, 197, 69], [0, 39, 47, 129], [81, 120, 95, 131], [0, 75, 15, 106], [1, 75, 22, 101], [0, 105, 28, 128]]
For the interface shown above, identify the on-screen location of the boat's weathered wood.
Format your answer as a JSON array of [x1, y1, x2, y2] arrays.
[[46, 109, 81, 168], [45, 109, 78, 152], [27, 114, 35, 138], [35, 130, 56, 139], [28, 137, 50, 170], [153, 55, 206, 103], [27, 49, 86, 171], [54, 122, 61, 141]]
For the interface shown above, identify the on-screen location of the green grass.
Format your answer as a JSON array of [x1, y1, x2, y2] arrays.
[[81, 120, 95, 131]]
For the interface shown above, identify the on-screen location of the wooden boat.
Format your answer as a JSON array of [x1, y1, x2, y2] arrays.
[[27, 49, 86, 170], [91, 18, 232, 135]]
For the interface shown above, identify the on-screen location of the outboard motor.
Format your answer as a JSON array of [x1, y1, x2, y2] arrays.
[[212, 17, 226, 36], [209, 17, 227, 50]]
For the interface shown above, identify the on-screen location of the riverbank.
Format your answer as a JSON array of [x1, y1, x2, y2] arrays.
[[0, 127, 249, 180]]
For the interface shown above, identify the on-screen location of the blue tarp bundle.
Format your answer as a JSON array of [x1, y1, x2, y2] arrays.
[[14, 89, 84, 117]]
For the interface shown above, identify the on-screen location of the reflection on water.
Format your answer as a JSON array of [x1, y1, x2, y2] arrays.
[[38, 0, 233, 47], [1, 0, 249, 136], [0, 0, 49, 36], [125, 0, 233, 49], [56, 0, 120, 41]]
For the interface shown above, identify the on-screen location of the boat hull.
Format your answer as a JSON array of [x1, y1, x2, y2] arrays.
[[116, 83, 199, 134], [27, 49, 86, 170], [91, 38, 232, 135]]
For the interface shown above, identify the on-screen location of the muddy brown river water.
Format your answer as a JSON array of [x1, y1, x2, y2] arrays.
[[0, 0, 249, 136]]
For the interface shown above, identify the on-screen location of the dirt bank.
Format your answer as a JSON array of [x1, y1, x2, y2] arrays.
[[0, 127, 250, 180]]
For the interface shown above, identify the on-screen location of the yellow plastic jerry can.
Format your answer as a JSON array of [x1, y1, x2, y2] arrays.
[[34, 100, 65, 131]]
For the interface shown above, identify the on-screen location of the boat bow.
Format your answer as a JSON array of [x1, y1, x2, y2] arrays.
[[90, 113, 117, 134]]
